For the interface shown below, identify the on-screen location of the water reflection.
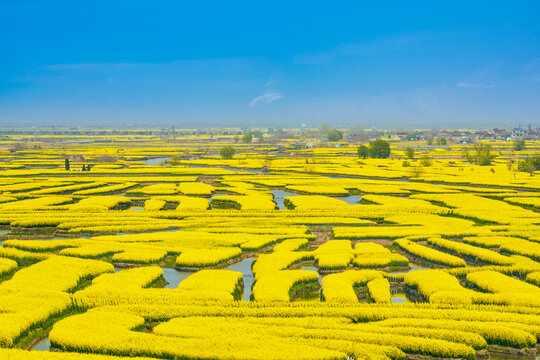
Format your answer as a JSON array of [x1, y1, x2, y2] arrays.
[[271, 191, 364, 209], [32, 337, 50, 351], [144, 157, 171, 166], [162, 267, 191, 289], [388, 263, 428, 275], [299, 265, 323, 285], [271, 190, 299, 210], [390, 289, 409, 304], [226, 258, 256, 301], [0, 230, 10, 247], [335, 195, 363, 205], [299, 265, 323, 301]]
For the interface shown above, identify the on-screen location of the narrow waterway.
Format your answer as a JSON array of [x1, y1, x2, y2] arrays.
[[0, 230, 11, 247], [144, 157, 171, 166], [271, 190, 365, 209], [335, 195, 363, 205], [388, 263, 428, 275], [271, 190, 299, 210], [390, 289, 410, 304], [299, 265, 323, 301], [162, 267, 191, 289], [31, 337, 50, 351], [226, 258, 256, 301]]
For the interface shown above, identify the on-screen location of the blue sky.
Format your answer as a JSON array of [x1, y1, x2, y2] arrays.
[[0, 1, 539, 128]]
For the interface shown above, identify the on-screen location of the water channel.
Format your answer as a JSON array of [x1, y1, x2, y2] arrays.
[[270, 190, 299, 210], [335, 195, 363, 205], [0, 230, 10, 247], [226, 258, 256, 301], [144, 157, 171, 166], [31, 337, 50, 351], [387, 263, 429, 303], [162, 267, 191, 289]]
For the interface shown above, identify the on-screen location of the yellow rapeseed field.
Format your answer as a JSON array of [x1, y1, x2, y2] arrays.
[[0, 132, 539, 359]]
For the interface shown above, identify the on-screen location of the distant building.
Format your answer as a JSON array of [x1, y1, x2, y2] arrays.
[[492, 128, 510, 140], [524, 128, 539, 140], [512, 128, 525, 139], [395, 132, 409, 140]]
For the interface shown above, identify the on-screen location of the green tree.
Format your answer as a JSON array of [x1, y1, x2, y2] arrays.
[[404, 132, 418, 141], [233, 135, 240, 143], [463, 149, 473, 164], [426, 137, 433, 145], [64, 159, 70, 171], [465, 143, 495, 166], [518, 156, 540, 175], [404, 147, 415, 159], [220, 146, 235, 159], [326, 128, 343, 141], [242, 133, 253, 143], [369, 139, 391, 159], [252, 130, 264, 141], [402, 160, 411, 167], [436, 137, 447, 145], [513, 139, 526, 151], [357, 145, 369, 159], [420, 156, 433, 167], [475, 143, 495, 166]]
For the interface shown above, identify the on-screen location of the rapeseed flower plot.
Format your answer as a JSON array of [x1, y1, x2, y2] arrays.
[[0, 257, 17, 276], [65, 196, 131, 211], [0, 255, 113, 292], [0, 196, 72, 211], [177, 181, 214, 196], [112, 249, 168, 264], [252, 270, 319, 301], [211, 194, 276, 210], [127, 183, 178, 195], [314, 240, 354, 270], [50, 309, 348, 360], [426, 237, 514, 265], [284, 195, 349, 209], [175, 247, 242, 268], [73, 182, 137, 195], [143, 198, 167, 210], [322, 270, 383, 302], [395, 238, 467, 267], [273, 238, 309, 252], [367, 277, 391, 303], [403, 270, 473, 302]]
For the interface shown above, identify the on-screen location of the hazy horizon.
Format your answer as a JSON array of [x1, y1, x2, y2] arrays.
[[1, 1, 539, 128]]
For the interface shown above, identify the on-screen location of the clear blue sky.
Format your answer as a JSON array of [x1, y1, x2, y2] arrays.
[[0, 1, 539, 128]]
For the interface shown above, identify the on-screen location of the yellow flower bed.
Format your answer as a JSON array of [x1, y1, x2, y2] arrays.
[[0, 257, 17, 275], [367, 277, 391, 303], [175, 248, 242, 268], [252, 270, 319, 302], [395, 238, 466, 267], [322, 270, 383, 302]]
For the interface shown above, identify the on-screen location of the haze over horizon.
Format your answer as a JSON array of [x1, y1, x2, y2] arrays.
[[0, 1, 539, 128]]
